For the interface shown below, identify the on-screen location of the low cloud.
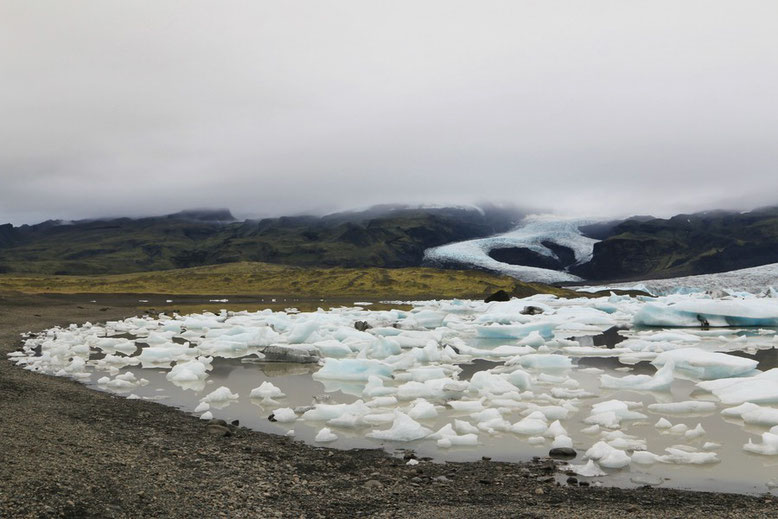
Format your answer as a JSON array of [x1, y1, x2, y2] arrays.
[[2, 1, 777, 224]]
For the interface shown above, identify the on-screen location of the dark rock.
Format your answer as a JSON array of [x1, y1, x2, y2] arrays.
[[354, 321, 371, 331], [566, 476, 578, 485], [548, 448, 577, 459], [230, 419, 240, 426], [484, 290, 511, 303], [488, 246, 567, 270], [268, 413, 277, 422]]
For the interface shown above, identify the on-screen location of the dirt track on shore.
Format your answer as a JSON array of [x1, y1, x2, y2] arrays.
[[1, 293, 775, 518]]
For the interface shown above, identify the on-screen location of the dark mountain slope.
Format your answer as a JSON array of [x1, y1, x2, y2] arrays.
[[0, 205, 523, 275], [572, 207, 778, 281]]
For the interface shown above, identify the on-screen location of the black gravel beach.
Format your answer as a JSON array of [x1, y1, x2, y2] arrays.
[[1, 294, 775, 518]]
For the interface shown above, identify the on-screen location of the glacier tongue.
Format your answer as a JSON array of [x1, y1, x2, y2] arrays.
[[423, 215, 598, 283]]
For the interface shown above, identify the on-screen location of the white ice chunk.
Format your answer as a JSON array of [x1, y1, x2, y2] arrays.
[[314, 427, 338, 443], [600, 361, 674, 391], [250, 381, 286, 400], [367, 411, 433, 442], [635, 299, 778, 328], [585, 441, 631, 468], [647, 401, 716, 415], [313, 358, 393, 381], [407, 399, 438, 420], [271, 407, 298, 423], [568, 459, 607, 477]]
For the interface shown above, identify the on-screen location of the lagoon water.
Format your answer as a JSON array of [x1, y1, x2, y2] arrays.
[[12, 295, 778, 495]]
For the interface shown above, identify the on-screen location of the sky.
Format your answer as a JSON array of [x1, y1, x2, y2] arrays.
[[1, 1, 777, 225]]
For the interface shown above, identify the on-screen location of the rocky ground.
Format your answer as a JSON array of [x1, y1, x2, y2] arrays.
[[1, 293, 775, 518]]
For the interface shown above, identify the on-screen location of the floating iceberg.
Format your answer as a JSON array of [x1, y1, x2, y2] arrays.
[[635, 298, 778, 328], [652, 349, 757, 380], [600, 362, 674, 391], [367, 412, 432, 442], [313, 358, 393, 381]]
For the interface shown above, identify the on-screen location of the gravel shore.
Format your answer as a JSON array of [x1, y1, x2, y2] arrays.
[[1, 294, 775, 518]]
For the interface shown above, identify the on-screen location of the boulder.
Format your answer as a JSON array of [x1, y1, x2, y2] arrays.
[[354, 321, 371, 331], [548, 447, 577, 459], [484, 290, 511, 303]]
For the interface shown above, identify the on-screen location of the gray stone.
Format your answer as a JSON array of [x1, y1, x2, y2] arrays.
[[548, 447, 577, 459]]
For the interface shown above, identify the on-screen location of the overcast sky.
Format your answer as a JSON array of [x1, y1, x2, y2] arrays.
[[1, 1, 777, 225]]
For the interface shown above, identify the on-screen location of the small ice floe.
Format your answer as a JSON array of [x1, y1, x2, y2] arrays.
[[428, 424, 478, 448], [600, 361, 674, 391], [568, 459, 607, 477], [647, 401, 716, 415], [698, 369, 778, 405], [200, 386, 239, 408], [584, 400, 647, 429], [314, 427, 338, 443], [367, 412, 432, 442], [584, 442, 631, 469], [684, 423, 706, 440], [167, 356, 213, 391], [511, 412, 548, 436], [744, 430, 778, 455], [271, 408, 297, 423], [407, 399, 438, 420], [96, 372, 149, 391], [652, 349, 758, 380], [250, 381, 286, 400]]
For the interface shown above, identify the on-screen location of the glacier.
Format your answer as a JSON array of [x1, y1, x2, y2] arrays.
[[423, 215, 598, 283]]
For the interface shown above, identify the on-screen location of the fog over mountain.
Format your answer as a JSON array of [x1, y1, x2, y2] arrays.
[[2, 1, 777, 225]]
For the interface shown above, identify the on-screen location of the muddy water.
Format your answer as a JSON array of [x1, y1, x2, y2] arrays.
[[78, 327, 778, 496]]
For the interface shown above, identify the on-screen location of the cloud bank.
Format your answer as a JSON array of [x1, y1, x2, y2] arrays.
[[1, 1, 777, 224]]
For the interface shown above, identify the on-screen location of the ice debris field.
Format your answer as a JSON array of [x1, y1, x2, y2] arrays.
[[9, 292, 778, 493]]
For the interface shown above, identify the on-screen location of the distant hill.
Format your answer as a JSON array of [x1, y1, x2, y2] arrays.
[[0, 205, 523, 275], [572, 206, 778, 281], [4, 203, 778, 283]]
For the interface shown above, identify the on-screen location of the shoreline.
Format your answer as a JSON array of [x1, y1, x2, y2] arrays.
[[1, 294, 775, 518]]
